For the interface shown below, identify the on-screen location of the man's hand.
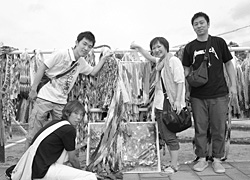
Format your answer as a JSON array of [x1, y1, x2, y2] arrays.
[[103, 50, 114, 59]]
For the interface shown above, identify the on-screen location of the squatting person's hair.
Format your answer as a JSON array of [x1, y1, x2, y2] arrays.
[[61, 100, 85, 120]]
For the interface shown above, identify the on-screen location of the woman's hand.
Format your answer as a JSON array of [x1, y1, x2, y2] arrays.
[[130, 42, 140, 50], [173, 101, 182, 115]]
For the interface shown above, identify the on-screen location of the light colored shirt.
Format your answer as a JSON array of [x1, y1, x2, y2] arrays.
[[154, 56, 185, 110], [38, 48, 93, 104]]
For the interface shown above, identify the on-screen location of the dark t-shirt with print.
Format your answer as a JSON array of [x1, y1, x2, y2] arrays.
[[182, 35, 233, 99], [31, 120, 76, 179]]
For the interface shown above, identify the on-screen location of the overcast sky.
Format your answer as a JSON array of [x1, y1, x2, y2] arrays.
[[1, 0, 250, 52]]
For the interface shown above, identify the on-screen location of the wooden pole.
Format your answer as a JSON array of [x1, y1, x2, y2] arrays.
[[0, 56, 5, 162]]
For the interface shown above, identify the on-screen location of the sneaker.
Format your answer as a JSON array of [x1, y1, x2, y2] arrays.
[[163, 166, 178, 174], [193, 158, 208, 172], [212, 161, 225, 173]]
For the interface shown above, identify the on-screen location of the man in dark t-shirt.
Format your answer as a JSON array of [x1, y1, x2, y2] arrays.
[[182, 12, 237, 174]]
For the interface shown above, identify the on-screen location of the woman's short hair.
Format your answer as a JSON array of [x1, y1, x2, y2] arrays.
[[149, 37, 169, 52], [61, 100, 85, 120]]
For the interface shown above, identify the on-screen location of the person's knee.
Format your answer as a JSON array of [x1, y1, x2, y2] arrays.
[[52, 104, 64, 120], [26, 117, 43, 147], [166, 139, 180, 151], [169, 143, 180, 151]]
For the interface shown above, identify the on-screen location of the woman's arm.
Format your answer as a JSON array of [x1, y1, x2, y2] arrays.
[[173, 82, 184, 114], [130, 42, 156, 63]]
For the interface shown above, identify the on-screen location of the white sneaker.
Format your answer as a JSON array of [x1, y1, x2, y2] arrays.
[[193, 158, 208, 172], [212, 158, 225, 173], [163, 166, 178, 174]]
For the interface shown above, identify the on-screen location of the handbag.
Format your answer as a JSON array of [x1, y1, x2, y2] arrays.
[[186, 35, 211, 87], [161, 78, 192, 133], [36, 53, 79, 93]]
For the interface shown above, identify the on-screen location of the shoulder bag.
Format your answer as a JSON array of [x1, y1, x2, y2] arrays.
[[186, 35, 211, 87], [161, 78, 192, 133], [36, 53, 79, 93]]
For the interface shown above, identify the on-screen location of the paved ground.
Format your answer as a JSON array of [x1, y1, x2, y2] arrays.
[[1, 161, 250, 180], [0, 119, 250, 180], [123, 161, 250, 180]]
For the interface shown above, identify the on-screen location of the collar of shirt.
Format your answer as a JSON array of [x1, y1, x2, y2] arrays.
[[69, 48, 77, 62]]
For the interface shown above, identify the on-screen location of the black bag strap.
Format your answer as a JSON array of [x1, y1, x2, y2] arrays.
[[161, 77, 167, 95], [161, 77, 189, 111], [54, 61, 78, 79], [204, 35, 211, 66], [54, 49, 79, 79]]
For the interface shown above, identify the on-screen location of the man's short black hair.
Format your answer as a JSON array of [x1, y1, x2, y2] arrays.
[[77, 31, 96, 47], [191, 12, 210, 25]]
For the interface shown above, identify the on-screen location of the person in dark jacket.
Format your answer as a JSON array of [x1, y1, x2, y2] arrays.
[[12, 100, 97, 180]]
